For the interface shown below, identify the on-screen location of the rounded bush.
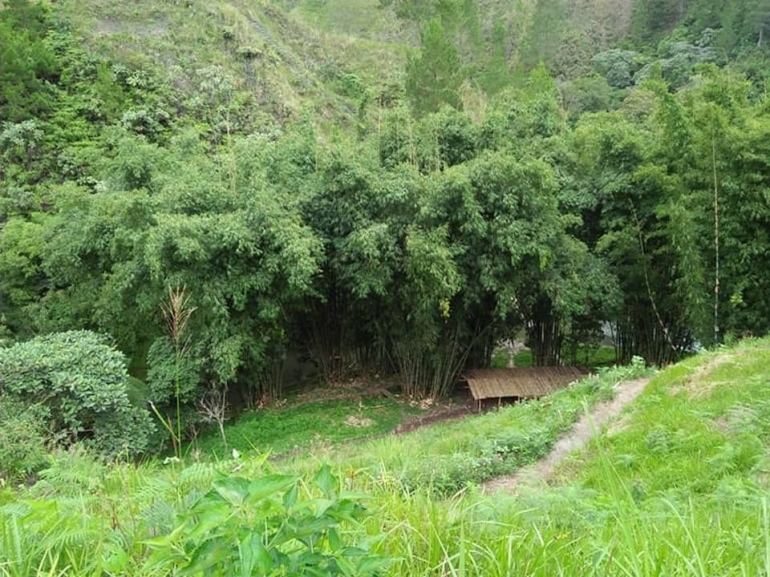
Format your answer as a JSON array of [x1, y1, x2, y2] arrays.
[[0, 331, 154, 457]]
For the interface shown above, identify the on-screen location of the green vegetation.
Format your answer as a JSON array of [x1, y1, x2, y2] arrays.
[[0, 456, 385, 576], [491, 345, 618, 368], [4, 0, 770, 572], [284, 360, 651, 496], [3, 337, 770, 575], [195, 395, 424, 458], [2, 0, 770, 427], [0, 331, 154, 458], [576, 341, 770, 496], [0, 357, 648, 576], [398, 337, 770, 575], [0, 397, 49, 485]]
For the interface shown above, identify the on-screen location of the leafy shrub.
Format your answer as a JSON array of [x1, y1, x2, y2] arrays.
[[142, 465, 387, 576], [0, 396, 50, 485], [0, 331, 154, 457]]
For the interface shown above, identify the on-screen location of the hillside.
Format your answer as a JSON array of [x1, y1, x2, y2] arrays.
[[54, 0, 410, 129], [49, 0, 627, 125], [2, 339, 770, 574], [4, 0, 767, 140], [55, 0, 770, 108], [4, 1, 770, 574]]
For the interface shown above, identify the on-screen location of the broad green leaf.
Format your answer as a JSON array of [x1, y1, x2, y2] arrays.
[[246, 474, 298, 504]]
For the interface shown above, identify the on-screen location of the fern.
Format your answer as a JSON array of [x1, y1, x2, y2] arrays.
[[0, 514, 23, 571], [177, 462, 217, 492]]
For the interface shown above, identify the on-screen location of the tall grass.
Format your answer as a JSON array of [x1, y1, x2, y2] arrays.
[[4, 457, 769, 576], [358, 444, 770, 575], [3, 340, 770, 576]]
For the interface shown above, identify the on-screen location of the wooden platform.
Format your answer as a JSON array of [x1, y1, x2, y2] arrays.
[[463, 367, 588, 401]]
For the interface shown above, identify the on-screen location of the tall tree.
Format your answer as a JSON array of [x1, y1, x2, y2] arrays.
[[406, 18, 464, 116], [521, 0, 567, 70]]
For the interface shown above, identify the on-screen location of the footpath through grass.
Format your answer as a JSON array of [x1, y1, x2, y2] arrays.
[[283, 359, 651, 495], [5, 341, 770, 575], [358, 338, 770, 575]]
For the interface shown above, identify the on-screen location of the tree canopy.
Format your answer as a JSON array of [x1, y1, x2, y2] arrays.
[[3, 0, 770, 449]]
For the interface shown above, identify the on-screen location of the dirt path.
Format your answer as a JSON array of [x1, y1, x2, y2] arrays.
[[483, 377, 651, 494]]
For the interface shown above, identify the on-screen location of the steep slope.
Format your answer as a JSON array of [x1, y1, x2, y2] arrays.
[[51, 0, 768, 132], [56, 0, 409, 127]]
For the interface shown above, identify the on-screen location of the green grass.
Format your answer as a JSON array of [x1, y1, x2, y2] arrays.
[[288, 0, 415, 43], [356, 338, 770, 575], [5, 340, 770, 575], [491, 345, 618, 368], [195, 341, 626, 467], [194, 395, 424, 458], [282, 359, 651, 495], [356, 479, 770, 575], [567, 339, 770, 498]]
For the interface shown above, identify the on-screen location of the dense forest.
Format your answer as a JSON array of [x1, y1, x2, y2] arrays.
[[2, 0, 770, 458]]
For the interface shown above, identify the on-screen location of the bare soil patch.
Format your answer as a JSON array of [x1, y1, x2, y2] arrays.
[[394, 403, 475, 434]]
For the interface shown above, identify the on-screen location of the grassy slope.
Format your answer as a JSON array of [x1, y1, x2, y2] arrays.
[[364, 338, 770, 575], [52, 0, 644, 132], [3, 339, 770, 575], [56, 0, 408, 127], [282, 361, 650, 494], [572, 341, 770, 496]]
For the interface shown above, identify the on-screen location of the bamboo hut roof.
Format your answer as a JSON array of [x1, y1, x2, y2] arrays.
[[463, 367, 588, 401]]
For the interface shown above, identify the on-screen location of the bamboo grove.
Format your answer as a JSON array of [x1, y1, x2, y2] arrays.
[[2, 0, 770, 419]]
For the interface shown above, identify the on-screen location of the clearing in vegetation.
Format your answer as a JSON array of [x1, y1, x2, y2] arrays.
[[193, 393, 429, 458], [3, 340, 770, 575]]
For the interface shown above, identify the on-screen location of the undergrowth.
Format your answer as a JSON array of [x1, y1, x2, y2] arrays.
[[7, 341, 770, 575], [0, 453, 384, 576], [194, 395, 424, 458], [286, 357, 651, 496]]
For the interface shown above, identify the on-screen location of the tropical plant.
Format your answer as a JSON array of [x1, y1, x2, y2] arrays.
[[0, 331, 154, 456], [139, 466, 387, 576]]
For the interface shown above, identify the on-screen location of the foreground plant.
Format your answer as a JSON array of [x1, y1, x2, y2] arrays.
[[141, 464, 386, 576], [0, 463, 386, 577]]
